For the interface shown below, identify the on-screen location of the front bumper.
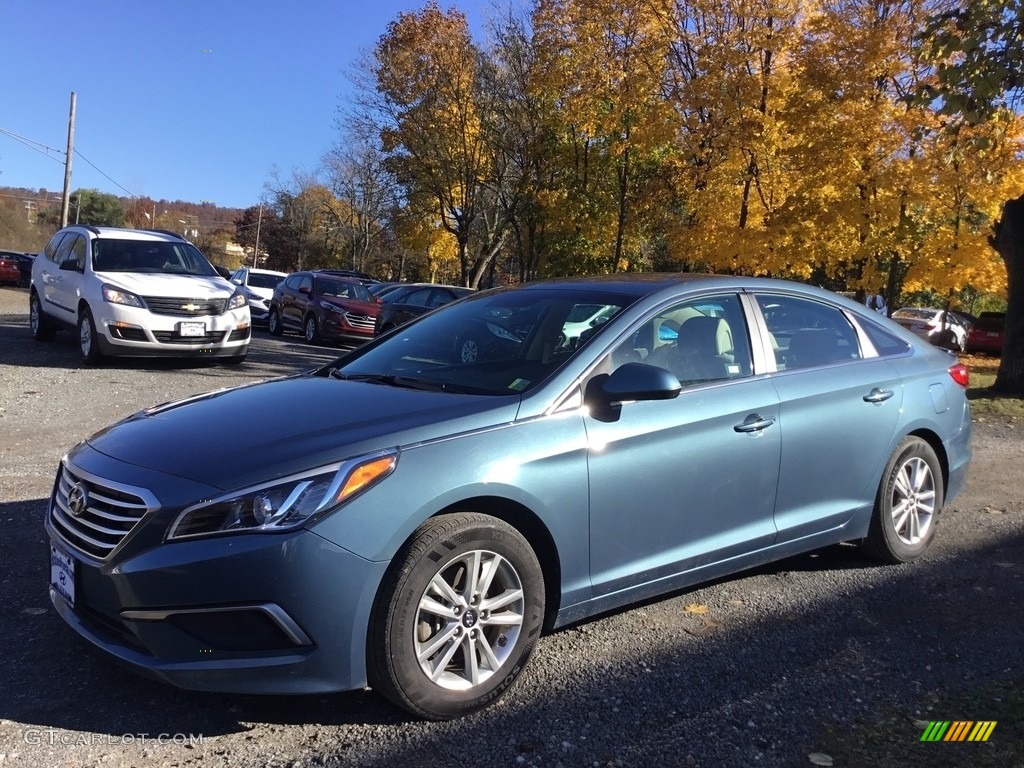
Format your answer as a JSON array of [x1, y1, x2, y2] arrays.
[[45, 451, 386, 694], [94, 303, 251, 357]]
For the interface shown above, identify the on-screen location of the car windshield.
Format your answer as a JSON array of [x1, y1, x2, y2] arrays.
[[92, 239, 217, 277], [248, 272, 284, 290], [316, 277, 373, 302], [328, 288, 635, 395]]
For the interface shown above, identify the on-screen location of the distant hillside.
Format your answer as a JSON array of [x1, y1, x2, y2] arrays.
[[0, 185, 244, 252]]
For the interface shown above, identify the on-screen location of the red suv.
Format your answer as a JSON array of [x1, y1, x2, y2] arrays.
[[268, 271, 379, 346]]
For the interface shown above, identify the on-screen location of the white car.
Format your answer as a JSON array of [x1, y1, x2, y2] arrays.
[[30, 226, 250, 364], [229, 267, 288, 325], [890, 307, 968, 351]]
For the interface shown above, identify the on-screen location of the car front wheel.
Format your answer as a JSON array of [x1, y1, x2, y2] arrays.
[[268, 308, 283, 336], [303, 314, 320, 344], [78, 307, 103, 365], [368, 512, 545, 720], [863, 436, 943, 563]]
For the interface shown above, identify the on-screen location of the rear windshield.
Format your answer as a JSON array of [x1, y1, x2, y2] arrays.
[[93, 239, 217, 277]]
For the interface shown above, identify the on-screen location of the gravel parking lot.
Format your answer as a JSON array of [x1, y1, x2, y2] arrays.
[[0, 285, 1021, 767]]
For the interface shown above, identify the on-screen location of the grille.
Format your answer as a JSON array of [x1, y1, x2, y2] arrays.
[[152, 330, 230, 345], [142, 296, 227, 317], [345, 312, 376, 332], [51, 463, 153, 560]]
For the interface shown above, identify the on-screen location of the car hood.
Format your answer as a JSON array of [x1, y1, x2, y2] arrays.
[[85, 375, 519, 490], [96, 272, 236, 298], [321, 296, 379, 315]]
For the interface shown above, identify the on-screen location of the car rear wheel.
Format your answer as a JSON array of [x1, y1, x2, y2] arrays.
[[368, 512, 544, 720], [29, 291, 55, 341], [78, 307, 103, 365], [304, 314, 320, 344], [863, 436, 943, 564], [268, 308, 283, 336]]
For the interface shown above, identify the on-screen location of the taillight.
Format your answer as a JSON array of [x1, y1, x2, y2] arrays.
[[948, 363, 969, 388]]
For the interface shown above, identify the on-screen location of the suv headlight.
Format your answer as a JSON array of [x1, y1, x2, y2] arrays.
[[319, 300, 345, 314], [167, 449, 398, 540], [227, 289, 248, 310], [102, 284, 145, 308]]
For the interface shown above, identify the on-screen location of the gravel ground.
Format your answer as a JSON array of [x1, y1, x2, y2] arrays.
[[0, 284, 1021, 767]]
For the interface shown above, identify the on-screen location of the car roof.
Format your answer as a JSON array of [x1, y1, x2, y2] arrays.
[[65, 226, 189, 243]]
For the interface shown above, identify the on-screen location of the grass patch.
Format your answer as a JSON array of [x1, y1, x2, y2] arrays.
[[960, 354, 1024, 422], [810, 679, 1023, 767]]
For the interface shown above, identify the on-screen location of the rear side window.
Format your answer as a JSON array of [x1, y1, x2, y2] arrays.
[[756, 294, 862, 370], [860, 320, 912, 357]]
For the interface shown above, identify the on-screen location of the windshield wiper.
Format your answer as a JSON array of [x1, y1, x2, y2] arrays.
[[327, 370, 445, 391]]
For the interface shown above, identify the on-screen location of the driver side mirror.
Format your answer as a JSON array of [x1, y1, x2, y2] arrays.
[[585, 362, 681, 422], [59, 259, 83, 273]]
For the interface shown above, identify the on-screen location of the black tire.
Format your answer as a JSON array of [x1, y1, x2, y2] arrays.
[[224, 352, 247, 366], [78, 307, 104, 365], [863, 436, 944, 564], [368, 512, 545, 720], [303, 314, 320, 344], [29, 291, 55, 341], [268, 308, 283, 336]]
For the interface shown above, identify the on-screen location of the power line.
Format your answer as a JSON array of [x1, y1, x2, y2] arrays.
[[73, 149, 133, 196], [0, 128, 65, 163]]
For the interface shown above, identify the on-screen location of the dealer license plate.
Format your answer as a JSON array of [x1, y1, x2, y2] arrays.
[[178, 321, 206, 337], [50, 542, 76, 608]]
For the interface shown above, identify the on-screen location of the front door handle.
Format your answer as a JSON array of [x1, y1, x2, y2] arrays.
[[863, 388, 894, 403], [734, 414, 776, 433]]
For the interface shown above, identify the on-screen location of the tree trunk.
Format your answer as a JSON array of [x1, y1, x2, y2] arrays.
[[989, 194, 1024, 395]]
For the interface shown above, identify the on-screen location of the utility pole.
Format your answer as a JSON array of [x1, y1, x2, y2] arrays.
[[253, 201, 263, 267], [60, 92, 76, 227]]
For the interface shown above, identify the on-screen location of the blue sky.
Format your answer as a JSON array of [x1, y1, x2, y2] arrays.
[[0, 0, 494, 211]]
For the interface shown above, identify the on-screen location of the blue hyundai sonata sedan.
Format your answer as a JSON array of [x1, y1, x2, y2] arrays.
[[46, 274, 971, 719]]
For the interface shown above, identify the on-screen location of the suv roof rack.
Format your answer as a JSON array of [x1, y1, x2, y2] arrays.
[[141, 229, 187, 241]]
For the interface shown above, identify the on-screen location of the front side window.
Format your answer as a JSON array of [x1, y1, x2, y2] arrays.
[[756, 294, 862, 370], [610, 294, 752, 386]]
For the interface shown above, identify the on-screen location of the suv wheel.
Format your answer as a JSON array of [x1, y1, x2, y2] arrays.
[[78, 307, 103, 365], [268, 308, 283, 336], [30, 292, 55, 341], [304, 314, 321, 344]]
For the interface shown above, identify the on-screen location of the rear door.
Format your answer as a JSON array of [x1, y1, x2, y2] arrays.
[[752, 292, 903, 542]]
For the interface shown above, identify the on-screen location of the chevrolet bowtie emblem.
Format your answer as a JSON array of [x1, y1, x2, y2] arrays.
[[181, 303, 200, 311]]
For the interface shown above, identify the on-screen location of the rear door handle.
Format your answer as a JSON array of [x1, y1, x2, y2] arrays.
[[734, 414, 776, 433], [863, 388, 894, 403]]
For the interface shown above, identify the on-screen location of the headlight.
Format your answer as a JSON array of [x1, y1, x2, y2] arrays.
[[227, 290, 248, 310], [102, 284, 145, 308], [167, 449, 398, 540], [319, 301, 345, 314], [245, 290, 265, 306]]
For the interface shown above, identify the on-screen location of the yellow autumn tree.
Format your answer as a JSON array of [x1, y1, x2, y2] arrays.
[[531, 0, 677, 274]]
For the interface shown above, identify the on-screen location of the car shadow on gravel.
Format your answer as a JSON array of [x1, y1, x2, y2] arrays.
[[3, 489, 1021, 767]]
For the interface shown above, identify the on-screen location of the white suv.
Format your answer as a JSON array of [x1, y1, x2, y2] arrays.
[[30, 226, 251, 364]]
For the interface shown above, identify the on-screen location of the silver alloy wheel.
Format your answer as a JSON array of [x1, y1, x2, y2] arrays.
[[890, 456, 935, 545], [79, 314, 93, 357], [30, 296, 40, 333], [414, 549, 525, 691], [305, 316, 317, 342]]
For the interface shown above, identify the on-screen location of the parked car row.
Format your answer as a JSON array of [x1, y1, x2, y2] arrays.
[[0, 249, 34, 287]]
